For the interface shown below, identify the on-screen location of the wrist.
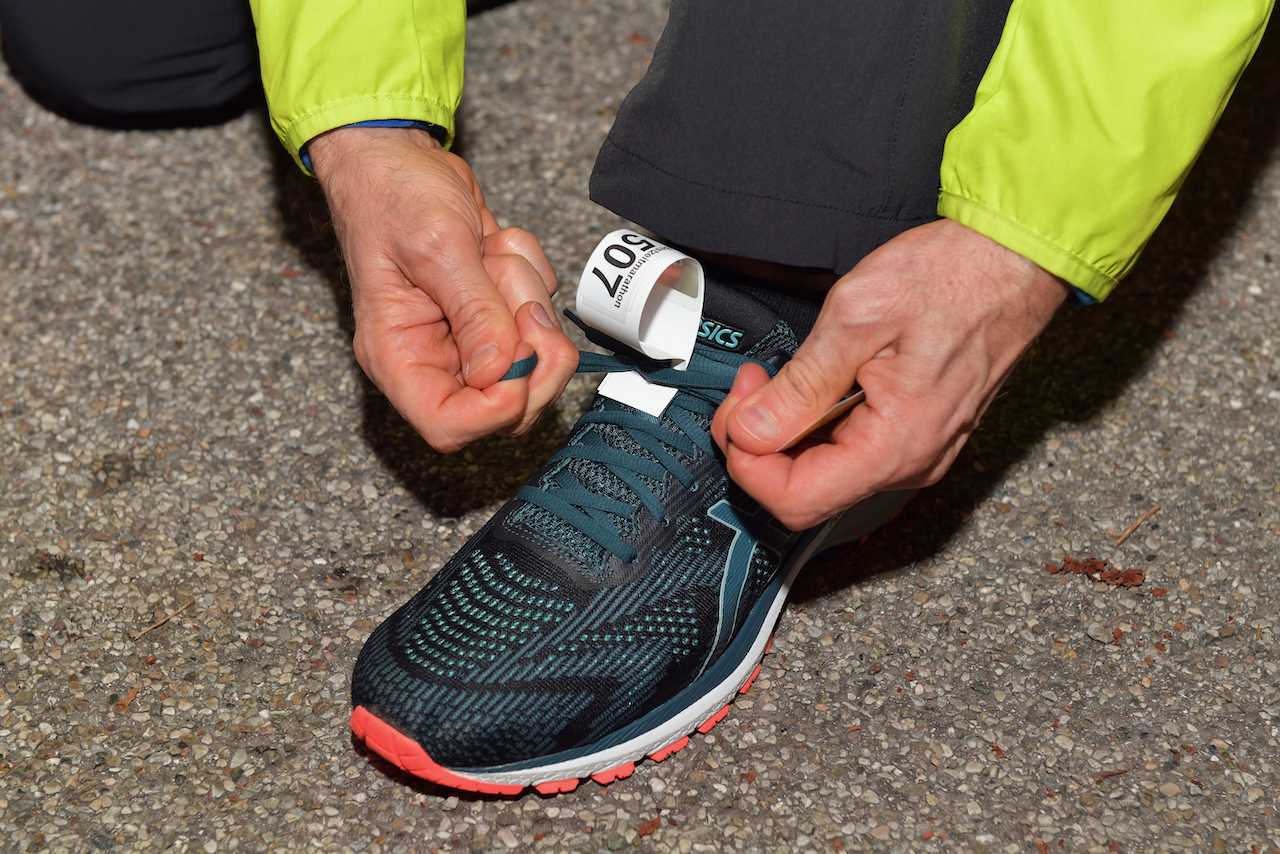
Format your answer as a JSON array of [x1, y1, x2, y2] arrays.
[[309, 125, 444, 183], [942, 218, 1070, 317]]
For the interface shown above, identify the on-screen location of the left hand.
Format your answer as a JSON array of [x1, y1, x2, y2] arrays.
[[710, 219, 1069, 531], [309, 126, 579, 453]]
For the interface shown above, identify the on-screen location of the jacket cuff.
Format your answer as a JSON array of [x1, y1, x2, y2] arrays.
[[277, 95, 457, 175], [298, 119, 447, 173], [938, 190, 1117, 303]]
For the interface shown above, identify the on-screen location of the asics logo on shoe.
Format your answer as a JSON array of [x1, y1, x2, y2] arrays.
[[704, 499, 792, 667], [697, 320, 745, 351]]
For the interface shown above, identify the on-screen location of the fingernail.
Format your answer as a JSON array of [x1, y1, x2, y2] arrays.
[[735, 404, 778, 444], [531, 302, 556, 329], [464, 343, 500, 381]]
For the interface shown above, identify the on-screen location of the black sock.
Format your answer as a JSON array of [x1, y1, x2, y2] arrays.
[[699, 260, 826, 341]]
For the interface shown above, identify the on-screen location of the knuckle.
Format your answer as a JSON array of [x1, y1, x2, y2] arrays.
[[449, 291, 505, 336], [426, 418, 492, 455], [498, 227, 557, 288], [481, 252, 516, 280], [431, 435, 466, 454], [774, 358, 828, 411], [826, 282, 861, 315], [411, 218, 479, 262], [417, 417, 464, 454], [414, 222, 457, 256], [824, 280, 879, 323], [499, 226, 535, 249], [351, 330, 389, 381], [551, 336, 581, 366], [503, 413, 539, 438], [351, 332, 373, 370]]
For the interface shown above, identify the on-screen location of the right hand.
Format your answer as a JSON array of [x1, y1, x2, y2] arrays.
[[309, 126, 578, 452], [710, 219, 1067, 530]]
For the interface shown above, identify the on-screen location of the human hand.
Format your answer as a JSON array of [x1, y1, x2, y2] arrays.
[[309, 126, 578, 452], [711, 219, 1069, 530]]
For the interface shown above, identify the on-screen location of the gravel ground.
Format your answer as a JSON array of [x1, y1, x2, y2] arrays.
[[3, 4, 1279, 854]]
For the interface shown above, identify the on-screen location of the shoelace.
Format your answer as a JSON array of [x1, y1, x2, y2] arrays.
[[515, 343, 776, 563]]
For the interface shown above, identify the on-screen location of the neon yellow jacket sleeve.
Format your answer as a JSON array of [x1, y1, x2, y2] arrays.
[[939, 1, 1273, 301], [249, 0, 466, 173]]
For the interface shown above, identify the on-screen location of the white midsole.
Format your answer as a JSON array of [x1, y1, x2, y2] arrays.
[[457, 513, 842, 787]]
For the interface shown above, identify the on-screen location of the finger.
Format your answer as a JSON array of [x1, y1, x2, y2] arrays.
[[726, 370, 979, 530], [479, 207, 501, 237], [355, 319, 535, 452], [482, 251, 559, 329], [498, 302, 580, 436], [406, 221, 523, 391], [724, 317, 871, 455], [711, 362, 771, 453], [483, 227, 560, 298], [376, 362, 531, 453], [724, 401, 900, 530]]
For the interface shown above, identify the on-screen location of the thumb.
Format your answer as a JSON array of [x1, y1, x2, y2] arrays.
[[724, 325, 865, 455], [427, 233, 523, 390]]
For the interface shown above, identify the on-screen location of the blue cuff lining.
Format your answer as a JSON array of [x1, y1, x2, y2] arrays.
[[1067, 286, 1098, 307], [299, 120, 447, 172]]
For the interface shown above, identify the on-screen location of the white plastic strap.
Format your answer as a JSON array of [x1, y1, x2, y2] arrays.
[[575, 230, 704, 370], [576, 230, 706, 417]]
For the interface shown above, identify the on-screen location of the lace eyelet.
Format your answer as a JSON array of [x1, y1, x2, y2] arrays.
[[661, 518, 670, 527], [689, 482, 700, 493]]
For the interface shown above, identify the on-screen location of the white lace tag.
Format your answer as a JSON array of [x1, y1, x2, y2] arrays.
[[596, 371, 681, 418], [575, 230, 704, 371]]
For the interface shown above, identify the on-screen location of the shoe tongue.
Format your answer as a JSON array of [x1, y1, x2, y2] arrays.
[[697, 278, 792, 357]]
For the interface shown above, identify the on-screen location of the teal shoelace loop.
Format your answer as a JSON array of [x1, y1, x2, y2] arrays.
[[516, 343, 774, 563]]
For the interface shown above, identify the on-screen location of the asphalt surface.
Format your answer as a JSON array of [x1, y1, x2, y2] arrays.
[[2, 3, 1279, 853]]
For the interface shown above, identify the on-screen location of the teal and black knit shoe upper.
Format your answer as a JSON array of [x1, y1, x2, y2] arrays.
[[350, 280, 838, 794]]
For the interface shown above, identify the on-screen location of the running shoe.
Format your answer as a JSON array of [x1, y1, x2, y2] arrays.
[[349, 279, 912, 795]]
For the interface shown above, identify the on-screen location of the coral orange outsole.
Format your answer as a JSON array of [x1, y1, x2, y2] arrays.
[[350, 706, 523, 796], [696, 704, 731, 734], [591, 762, 635, 785], [535, 778, 580, 795], [649, 736, 688, 762], [739, 662, 762, 694]]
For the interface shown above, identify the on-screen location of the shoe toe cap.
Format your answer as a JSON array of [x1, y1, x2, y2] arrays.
[[351, 612, 604, 769]]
